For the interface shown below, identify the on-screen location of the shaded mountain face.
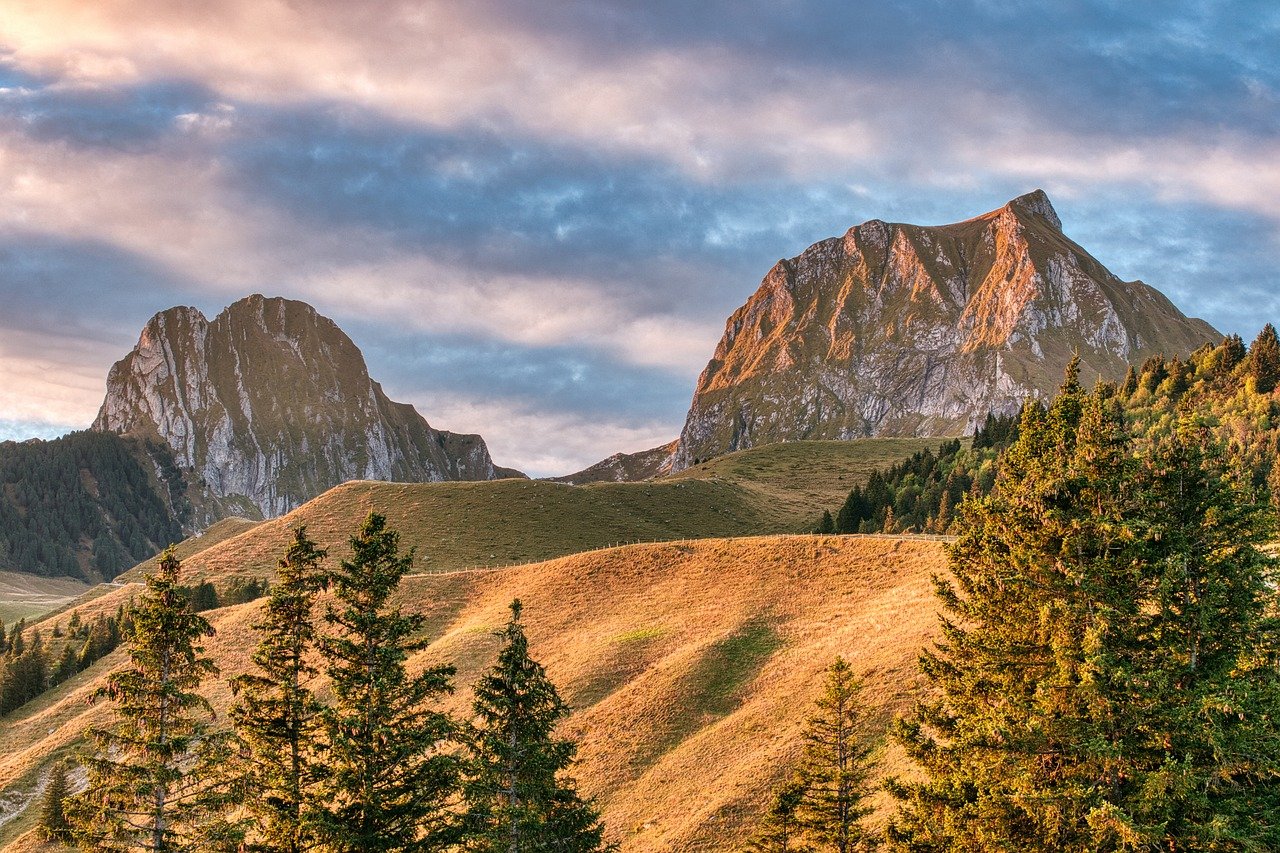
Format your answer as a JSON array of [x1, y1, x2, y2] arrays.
[[93, 294, 514, 520], [672, 191, 1220, 470], [548, 440, 678, 485]]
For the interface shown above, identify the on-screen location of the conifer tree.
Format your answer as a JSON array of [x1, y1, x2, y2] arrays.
[[881, 505, 897, 535], [887, 365, 1280, 851], [816, 511, 835, 535], [313, 512, 458, 852], [230, 527, 328, 853], [1245, 323, 1280, 394], [38, 759, 73, 843], [69, 548, 238, 852], [796, 658, 874, 852], [462, 599, 612, 853], [747, 777, 808, 853]]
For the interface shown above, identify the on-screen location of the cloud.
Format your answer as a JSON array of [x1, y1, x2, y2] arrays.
[[0, 0, 1277, 472], [410, 393, 677, 479]]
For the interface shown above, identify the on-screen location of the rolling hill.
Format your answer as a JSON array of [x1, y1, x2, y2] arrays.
[[0, 534, 947, 851], [102, 437, 943, 588]]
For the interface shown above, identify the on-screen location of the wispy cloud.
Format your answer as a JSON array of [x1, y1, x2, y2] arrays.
[[0, 0, 1277, 474]]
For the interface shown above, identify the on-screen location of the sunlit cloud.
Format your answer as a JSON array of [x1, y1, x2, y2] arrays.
[[0, 0, 1277, 472]]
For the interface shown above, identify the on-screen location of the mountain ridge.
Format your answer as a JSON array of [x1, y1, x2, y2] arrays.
[[92, 294, 519, 522], [671, 190, 1219, 469]]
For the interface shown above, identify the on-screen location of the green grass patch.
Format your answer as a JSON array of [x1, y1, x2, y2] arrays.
[[636, 619, 783, 769], [568, 626, 672, 709], [614, 625, 668, 644], [110, 438, 953, 591], [682, 619, 783, 718]]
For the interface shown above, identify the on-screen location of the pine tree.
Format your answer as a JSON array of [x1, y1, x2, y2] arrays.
[[1245, 323, 1280, 394], [816, 511, 835, 535], [1120, 365, 1138, 397], [747, 777, 808, 853], [313, 512, 458, 852], [797, 658, 874, 852], [38, 759, 73, 843], [230, 527, 328, 853], [887, 367, 1280, 851], [69, 547, 239, 852], [932, 490, 952, 535], [462, 599, 613, 853], [881, 505, 897, 535]]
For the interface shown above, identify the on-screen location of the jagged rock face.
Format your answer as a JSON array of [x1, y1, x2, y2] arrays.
[[94, 294, 510, 519], [673, 191, 1220, 470], [549, 440, 677, 485]]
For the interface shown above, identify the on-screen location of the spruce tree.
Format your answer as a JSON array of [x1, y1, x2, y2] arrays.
[[313, 512, 458, 852], [38, 759, 73, 843], [462, 599, 612, 853], [69, 547, 238, 852], [1245, 323, 1280, 394], [747, 777, 808, 853], [797, 658, 874, 852], [230, 527, 328, 853], [887, 367, 1280, 851]]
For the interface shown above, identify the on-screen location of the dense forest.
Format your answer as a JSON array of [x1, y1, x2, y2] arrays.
[[0, 431, 188, 580], [822, 325, 1280, 535]]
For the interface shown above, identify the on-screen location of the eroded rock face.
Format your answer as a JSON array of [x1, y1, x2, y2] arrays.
[[549, 440, 678, 485], [672, 191, 1219, 470], [94, 294, 510, 520]]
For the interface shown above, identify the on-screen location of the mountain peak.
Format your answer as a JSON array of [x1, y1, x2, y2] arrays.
[[1004, 188, 1061, 230], [94, 296, 515, 521], [672, 194, 1218, 470]]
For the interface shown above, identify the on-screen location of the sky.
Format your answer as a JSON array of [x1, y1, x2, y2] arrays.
[[1, 1, 1278, 476]]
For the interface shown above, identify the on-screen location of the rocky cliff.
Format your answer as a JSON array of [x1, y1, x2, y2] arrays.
[[549, 440, 678, 485], [93, 294, 516, 520], [673, 191, 1219, 469]]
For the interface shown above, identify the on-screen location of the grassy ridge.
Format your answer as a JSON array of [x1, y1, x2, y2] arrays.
[[115, 438, 943, 587], [0, 572, 90, 625], [0, 534, 947, 852]]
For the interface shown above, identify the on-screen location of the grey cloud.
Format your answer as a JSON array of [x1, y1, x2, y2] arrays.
[[2, 79, 220, 152], [351, 323, 692, 427], [498, 0, 1280, 139], [0, 232, 207, 342]]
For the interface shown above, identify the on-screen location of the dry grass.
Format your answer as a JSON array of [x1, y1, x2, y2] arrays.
[[0, 573, 91, 625], [0, 534, 948, 852], [112, 438, 945, 590], [121, 516, 261, 577], [666, 437, 947, 516]]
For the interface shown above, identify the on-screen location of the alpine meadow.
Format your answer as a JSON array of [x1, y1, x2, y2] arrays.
[[2, 2, 1279, 852]]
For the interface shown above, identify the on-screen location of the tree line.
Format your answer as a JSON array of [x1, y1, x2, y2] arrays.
[[819, 325, 1280, 537], [0, 576, 268, 720], [748, 358, 1280, 851], [0, 431, 187, 580], [0, 608, 127, 714], [39, 513, 612, 852]]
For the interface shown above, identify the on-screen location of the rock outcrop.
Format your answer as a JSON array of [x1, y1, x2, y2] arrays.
[[94, 294, 516, 520], [673, 191, 1219, 469], [549, 440, 678, 485]]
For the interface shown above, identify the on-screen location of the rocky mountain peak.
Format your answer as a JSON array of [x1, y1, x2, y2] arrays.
[[671, 192, 1219, 470], [93, 295, 516, 522], [1003, 188, 1062, 230]]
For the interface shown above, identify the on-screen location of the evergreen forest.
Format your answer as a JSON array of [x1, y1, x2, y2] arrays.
[[0, 432, 187, 580]]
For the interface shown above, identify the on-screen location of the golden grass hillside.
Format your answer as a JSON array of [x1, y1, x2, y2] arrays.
[[0, 534, 947, 851], [109, 437, 944, 590], [121, 516, 261, 577], [0, 573, 89, 625]]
